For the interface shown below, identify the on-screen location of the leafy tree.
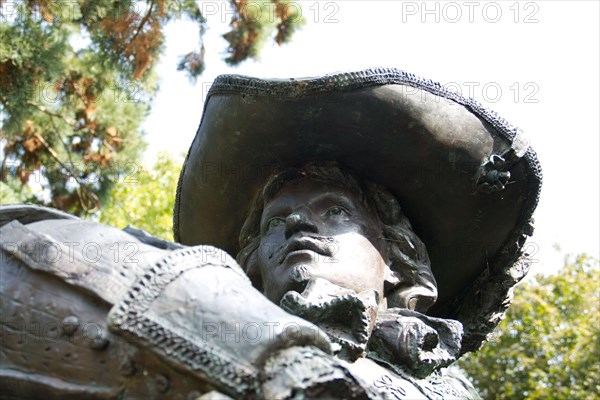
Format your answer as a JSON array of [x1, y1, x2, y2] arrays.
[[458, 253, 600, 399], [97, 151, 181, 240], [1, 0, 303, 215]]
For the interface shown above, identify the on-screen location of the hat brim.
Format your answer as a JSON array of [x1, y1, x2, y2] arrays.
[[174, 68, 541, 352]]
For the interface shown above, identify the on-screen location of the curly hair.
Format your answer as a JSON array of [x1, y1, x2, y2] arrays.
[[237, 162, 438, 313]]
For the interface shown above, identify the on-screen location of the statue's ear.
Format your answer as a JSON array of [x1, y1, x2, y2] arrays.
[[386, 286, 438, 313], [383, 266, 400, 294], [382, 259, 438, 313]]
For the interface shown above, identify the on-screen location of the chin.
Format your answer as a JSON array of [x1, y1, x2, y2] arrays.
[[286, 262, 316, 284]]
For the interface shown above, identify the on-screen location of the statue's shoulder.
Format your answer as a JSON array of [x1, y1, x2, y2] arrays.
[[0, 205, 211, 398], [0, 204, 173, 304]]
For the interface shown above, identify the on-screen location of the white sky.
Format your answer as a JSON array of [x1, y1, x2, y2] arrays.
[[143, 1, 599, 275]]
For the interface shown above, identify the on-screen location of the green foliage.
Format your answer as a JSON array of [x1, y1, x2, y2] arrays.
[[0, 175, 35, 204], [97, 152, 181, 241], [1, 0, 162, 214], [1, 0, 303, 214], [458, 253, 600, 399]]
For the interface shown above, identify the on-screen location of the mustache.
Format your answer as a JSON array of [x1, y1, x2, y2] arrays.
[[269, 235, 337, 265]]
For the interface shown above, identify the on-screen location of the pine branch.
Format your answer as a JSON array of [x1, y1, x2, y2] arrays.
[[48, 116, 75, 166], [33, 133, 77, 182], [131, 0, 156, 43], [26, 100, 75, 126]]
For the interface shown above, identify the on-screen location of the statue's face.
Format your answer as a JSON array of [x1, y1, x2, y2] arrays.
[[257, 178, 390, 304]]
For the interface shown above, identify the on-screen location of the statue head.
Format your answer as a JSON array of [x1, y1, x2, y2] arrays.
[[174, 69, 541, 353], [237, 162, 438, 313]]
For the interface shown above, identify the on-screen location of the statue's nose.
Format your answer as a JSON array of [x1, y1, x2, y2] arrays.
[[285, 207, 318, 239]]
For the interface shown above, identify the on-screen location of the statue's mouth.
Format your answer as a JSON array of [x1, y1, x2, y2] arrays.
[[273, 235, 336, 265]]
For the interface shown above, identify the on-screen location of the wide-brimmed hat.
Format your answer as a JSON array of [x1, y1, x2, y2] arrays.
[[174, 68, 542, 353]]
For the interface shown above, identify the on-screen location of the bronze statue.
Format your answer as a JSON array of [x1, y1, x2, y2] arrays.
[[1, 68, 542, 399]]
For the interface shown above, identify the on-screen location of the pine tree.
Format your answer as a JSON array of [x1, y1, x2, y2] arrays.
[[1, 0, 303, 214]]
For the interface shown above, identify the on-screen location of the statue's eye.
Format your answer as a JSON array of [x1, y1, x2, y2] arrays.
[[325, 206, 350, 218], [267, 217, 285, 231]]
